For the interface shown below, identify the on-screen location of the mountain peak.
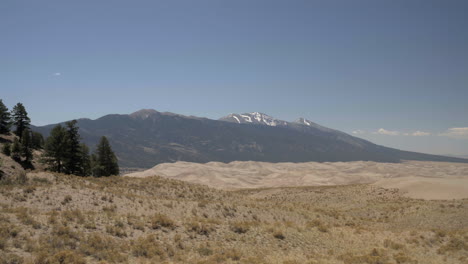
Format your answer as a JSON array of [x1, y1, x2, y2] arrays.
[[220, 112, 288, 127], [130, 109, 159, 119], [295, 117, 313, 126]]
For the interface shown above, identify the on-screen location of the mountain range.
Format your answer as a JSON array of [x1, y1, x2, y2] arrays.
[[32, 109, 468, 168]]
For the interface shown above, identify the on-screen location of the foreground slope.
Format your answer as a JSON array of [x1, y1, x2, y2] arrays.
[[32, 109, 468, 168], [0, 172, 467, 263]]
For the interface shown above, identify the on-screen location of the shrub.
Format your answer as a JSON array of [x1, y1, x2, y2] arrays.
[[62, 210, 85, 224], [0, 160, 3, 181], [383, 239, 405, 250], [230, 221, 250, 234], [36, 225, 81, 253], [127, 215, 145, 231], [31, 177, 51, 185], [307, 219, 328, 233], [223, 248, 242, 261], [132, 235, 174, 259], [438, 237, 468, 254], [339, 248, 390, 264], [2, 143, 11, 156], [197, 246, 213, 256], [151, 214, 176, 229], [202, 248, 242, 263], [393, 252, 416, 264], [80, 233, 126, 262], [273, 229, 285, 240], [23, 186, 35, 194], [0, 235, 5, 250], [61, 195, 72, 205], [49, 250, 86, 264], [16, 171, 27, 185], [0, 252, 24, 264], [186, 220, 213, 236], [16, 208, 41, 229], [106, 225, 127, 237]]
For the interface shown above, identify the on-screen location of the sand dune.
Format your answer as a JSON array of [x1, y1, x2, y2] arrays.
[[373, 176, 468, 200], [126, 160, 468, 200]]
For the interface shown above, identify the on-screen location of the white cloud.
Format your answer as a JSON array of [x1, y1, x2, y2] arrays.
[[440, 127, 468, 139], [411, 131, 431, 136], [352, 130, 365, 135], [53, 72, 61, 76], [376, 128, 400, 136]]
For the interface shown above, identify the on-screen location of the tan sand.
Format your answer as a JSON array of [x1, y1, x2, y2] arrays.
[[125, 160, 468, 200], [373, 176, 468, 200]]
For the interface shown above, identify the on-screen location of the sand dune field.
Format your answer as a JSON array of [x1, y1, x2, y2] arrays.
[[126, 160, 468, 200]]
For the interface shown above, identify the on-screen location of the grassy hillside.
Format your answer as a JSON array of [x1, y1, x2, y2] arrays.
[[0, 171, 467, 263], [0, 134, 45, 183]]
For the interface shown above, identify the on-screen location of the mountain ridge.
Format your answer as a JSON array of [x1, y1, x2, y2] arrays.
[[31, 109, 468, 168]]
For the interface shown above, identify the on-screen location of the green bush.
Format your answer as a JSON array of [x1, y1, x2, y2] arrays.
[[2, 143, 11, 156]]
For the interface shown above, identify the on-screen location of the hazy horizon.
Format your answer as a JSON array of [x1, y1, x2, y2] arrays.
[[2, 0, 467, 156]]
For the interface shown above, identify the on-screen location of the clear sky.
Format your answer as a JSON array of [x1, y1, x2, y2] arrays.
[[1, 0, 468, 156]]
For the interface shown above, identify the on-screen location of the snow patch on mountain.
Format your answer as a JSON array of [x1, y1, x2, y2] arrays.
[[219, 112, 335, 131], [240, 114, 252, 122]]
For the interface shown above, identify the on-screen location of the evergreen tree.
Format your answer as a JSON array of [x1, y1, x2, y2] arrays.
[[12, 103, 30, 139], [42, 125, 67, 173], [93, 136, 119, 177], [21, 129, 33, 162], [31, 132, 44, 149], [42, 121, 91, 176], [90, 154, 101, 177], [11, 138, 21, 161], [2, 143, 11, 156], [0, 99, 11, 134], [63, 120, 81, 175], [79, 143, 91, 176]]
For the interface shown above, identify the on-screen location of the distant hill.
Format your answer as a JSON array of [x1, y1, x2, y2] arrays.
[[31, 109, 468, 168]]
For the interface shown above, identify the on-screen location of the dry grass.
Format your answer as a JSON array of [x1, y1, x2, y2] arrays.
[[0, 170, 466, 263], [151, 213, 176, 230]]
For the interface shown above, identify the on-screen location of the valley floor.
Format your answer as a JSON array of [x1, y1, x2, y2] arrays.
[[0, 171, 467, 263]]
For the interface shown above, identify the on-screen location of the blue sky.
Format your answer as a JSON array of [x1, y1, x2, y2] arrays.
[[1, 0, 467, 156]]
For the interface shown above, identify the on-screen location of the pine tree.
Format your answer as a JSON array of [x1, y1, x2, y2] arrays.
[[79, 143, 91, 176], [21, 129, 33, 162], [93, 136, 119, 177], [31, 132, 44, 149], [90, 154, 99, 176], [42, 125, 67, 173], [12, 103, 30, 139], [0, 99, 11, 134], [63, 120, 81, 175], [11, 138, 21, 161]]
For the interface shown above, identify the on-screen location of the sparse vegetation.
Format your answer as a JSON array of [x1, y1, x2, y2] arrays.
[[0, 170, 466, 263]]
